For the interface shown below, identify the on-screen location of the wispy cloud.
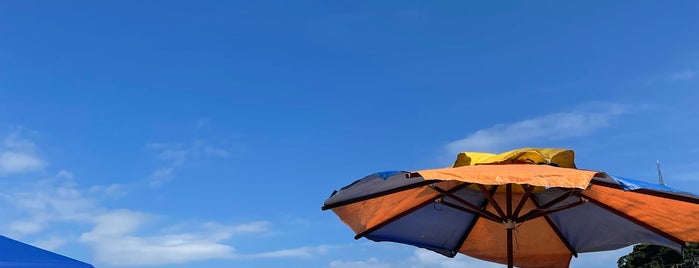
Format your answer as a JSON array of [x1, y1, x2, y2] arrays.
[[79, 210, 254, 266], [329, 257, 394, 268], [32, 236, 68, 251], [244, 245, 334, 259], [0, 131, 45, 176], [8, 220, 44, 235], [328, 249, 502, 268], [147, 167, 174, 187], [407, 249, 502, 268], [79, 211, 332, 266], [0, 170, 316, 266], [570, 248, 631, 268], [0, 129, 330, 266], [146, 140, 231, 187], [147, 140, 231, 167], [445, 103, 627, 154], [88, 183, 126, 198], [0, 168, 329, 266], [2, 171, 98, 236], [670, 69, 698, 80]]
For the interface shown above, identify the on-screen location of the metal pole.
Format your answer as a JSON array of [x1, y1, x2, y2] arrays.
[[657, 160, 666, 186]]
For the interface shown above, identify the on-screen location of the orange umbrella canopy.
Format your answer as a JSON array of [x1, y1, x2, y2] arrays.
[[323, 148, 699, 268]]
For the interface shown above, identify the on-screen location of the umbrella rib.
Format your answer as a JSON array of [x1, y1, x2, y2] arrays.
[[506, 184, 513, 216], [516, 190, 580, 222], [529, 194, 579, 257], [439, 199, 501, 223], [539, 190, 577, 210], [517, 200, 587, 222], [478, 185, 507, 219], [578, 192, 686, 245], [322, 180, 442, 210], [590, 179, 699, 204], [512, 185, 534, 218], [353, 182, 470, 240], [429, 185, 503, 222]]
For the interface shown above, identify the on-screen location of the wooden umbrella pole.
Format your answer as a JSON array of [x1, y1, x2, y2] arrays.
[[507, 228, 513, 268], [506, 184, 514, 268]]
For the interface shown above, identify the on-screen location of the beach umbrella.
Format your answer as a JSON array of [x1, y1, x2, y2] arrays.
[[322, 148, 699, 267], [0, 235, 94, 267]]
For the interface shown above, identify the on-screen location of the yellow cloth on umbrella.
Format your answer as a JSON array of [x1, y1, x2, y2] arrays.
[[453, 148, 576, 168]]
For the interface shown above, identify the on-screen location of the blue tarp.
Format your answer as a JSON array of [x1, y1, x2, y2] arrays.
[[612, 175, 684, 192], [0, 236, 93, 268]]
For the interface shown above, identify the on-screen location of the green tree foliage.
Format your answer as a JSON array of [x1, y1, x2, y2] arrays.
[[618, 243, 699, 268]]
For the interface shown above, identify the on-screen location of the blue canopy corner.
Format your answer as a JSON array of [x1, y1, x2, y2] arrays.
[[0, 235, 93, 268]]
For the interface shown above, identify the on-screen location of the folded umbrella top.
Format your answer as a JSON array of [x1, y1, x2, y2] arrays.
[[452, 148, 577, 168]]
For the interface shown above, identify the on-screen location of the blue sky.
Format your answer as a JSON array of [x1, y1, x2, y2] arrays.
[[1, 1, 699, 267]]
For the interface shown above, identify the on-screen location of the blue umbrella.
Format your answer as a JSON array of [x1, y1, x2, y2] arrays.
[[0, 235, 93, 268]]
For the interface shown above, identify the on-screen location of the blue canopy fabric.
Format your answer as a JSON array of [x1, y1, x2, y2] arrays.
[[0, 236, 93, 268]]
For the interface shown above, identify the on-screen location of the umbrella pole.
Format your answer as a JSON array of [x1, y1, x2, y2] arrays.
[[506, 184, 514, 268], [507, 227, 513, 268]]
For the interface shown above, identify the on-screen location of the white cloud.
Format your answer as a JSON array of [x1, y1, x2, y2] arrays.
[[445, 103, 626, 154], [408, 249, 502, 268], [79, 210, 235, 266], [329, 257, 394, 268], [0, 132, 330, 266], [79, 212, 333, 266], [328, 249, 503, 268], [0, 132, 45, 175], [147, 140, 230, 167], [79, 210, 282, 266], [670, 69, 698, 80], [55, 170, 74, 180], [146, 140, 231, 187], [88, 183, 126, 197], [8, 220, 44, 235], [244, 245, 333, 259], [2, 171, 98, 236], [328, 245, 631, 268], [228, 221, 271, 234], [1, 169, 263, 266], [32, 236, 68, 251], [204, 145, 231, 158], [0, 152, 44, 174], [570, 248, 631, 268], [147, 167, 174, 187]]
